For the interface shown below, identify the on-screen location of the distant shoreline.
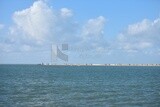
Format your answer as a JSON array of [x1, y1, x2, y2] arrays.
[[0, 64, 160, 66], [39, 64, 160, 66]]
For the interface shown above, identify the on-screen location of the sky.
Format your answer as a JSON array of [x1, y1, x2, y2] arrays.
[[0, 0, 160, 64]]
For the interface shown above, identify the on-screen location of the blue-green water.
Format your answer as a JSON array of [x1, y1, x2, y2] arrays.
[[0, 65, 160, 107]]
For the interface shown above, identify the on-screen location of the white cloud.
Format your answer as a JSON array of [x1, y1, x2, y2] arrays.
[[21, 45, 31, 51], [0, 43, 12, 52], [72, 16, 107, 52], [60, 8, 73, 18], [4, 0, 106, 53], [82, 16, 105, 39], [6, 0, 79, 52], [117, 18, 160, 53], [127, 19, 150, 35], [11, 0, 55, 45], [0, 24, 4, 30]]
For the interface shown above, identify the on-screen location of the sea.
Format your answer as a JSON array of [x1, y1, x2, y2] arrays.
[[0, 65, 160, 107]]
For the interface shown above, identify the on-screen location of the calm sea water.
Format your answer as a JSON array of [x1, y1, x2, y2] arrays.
[[0, 65, 160, 107]]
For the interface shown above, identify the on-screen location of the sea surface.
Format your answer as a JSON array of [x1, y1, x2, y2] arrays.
[[0, 65, 160, 107]]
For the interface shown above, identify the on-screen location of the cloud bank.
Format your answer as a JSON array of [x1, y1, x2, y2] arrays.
[[117, 18, 160, 54], [1, 0, 105, 53], [0, 24, 4, 30]]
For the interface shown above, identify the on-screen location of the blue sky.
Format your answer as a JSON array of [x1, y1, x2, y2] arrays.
[[0, 0, 160, 64]]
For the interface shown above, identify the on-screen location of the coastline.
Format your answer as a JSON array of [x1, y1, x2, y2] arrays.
[[0, 64, 160, 66], [40, 63, 160, 66]]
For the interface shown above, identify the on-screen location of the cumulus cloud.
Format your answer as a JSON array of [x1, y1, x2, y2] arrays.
[[11, 0, 55, 45], [60, 8, 73, 18], [117, 18, 160, 53], [0, 43, 12, 52], [6, 0, 79, 52], [72, 16, 106, 52], [0, 24, 4, 30], [79, 16, 106, 50], [1, 0, 106, 53], [82, 16, 105, 39], [0, 0, 107, 55]]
